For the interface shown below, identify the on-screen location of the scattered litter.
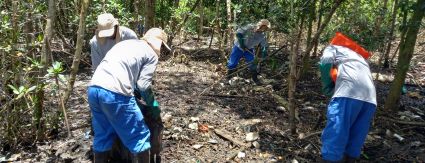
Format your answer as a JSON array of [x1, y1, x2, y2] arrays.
[[277, 106, 286, 112], [393, 133, 405, 142], [208, 139, 218, 144], [190, 117, 200, 122], [198, 124, 209, 133], [173, 127, 183, 132], [252, 141, 260, 149], [163, 113, 173, 123], [192, 144, 203, 149], [237, 152, 246, 158], [246, 132, 259, 142], [188, 123, 198, 130], [291, 159, 299, 163]]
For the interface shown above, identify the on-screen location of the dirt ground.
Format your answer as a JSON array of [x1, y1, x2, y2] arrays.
[[1, 37, 425, 162]]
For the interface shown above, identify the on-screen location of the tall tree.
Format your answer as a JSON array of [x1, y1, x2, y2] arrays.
[[384, 0, 424, 111], [133, 0, 141, 35], [383, 0, 399, 68], [145, 0, 155, 30], [63, 0, 90, 107], [226, 0, 233, 50], [198, 0, 204, 41], [34, 0, 56, 139]]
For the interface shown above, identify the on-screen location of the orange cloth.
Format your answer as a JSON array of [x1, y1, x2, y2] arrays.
[[330, 32, 370, 59]]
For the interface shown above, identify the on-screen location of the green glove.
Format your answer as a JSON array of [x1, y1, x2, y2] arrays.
[[236, 33, 246, 50], [138, 87, 161, 119], [319, 62, 335, 97], [261, 46, 267, 60], [150, 100, 161, 119]]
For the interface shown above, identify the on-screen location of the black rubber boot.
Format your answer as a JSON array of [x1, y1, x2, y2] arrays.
[[251, 70, 262, 85], [227, 69, 236, 80], [132, 151, 150, 163], [345, 156, 357, 163], [93, 151, 110, 163]]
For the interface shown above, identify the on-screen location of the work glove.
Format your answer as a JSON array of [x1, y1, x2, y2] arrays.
[[319, 62, 335, 97], [136, 87, 161, 119], [261, 46, 267, 60], [236, 33, 247, 50]]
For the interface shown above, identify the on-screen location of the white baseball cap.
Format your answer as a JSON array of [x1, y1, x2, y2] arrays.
[[96, 13, 119, 38]]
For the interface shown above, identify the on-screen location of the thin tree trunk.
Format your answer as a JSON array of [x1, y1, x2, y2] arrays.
[[312, 0, 325, 57], [63, 0, 90, 105], [383, 0, 399, 68], [133, 0, 140, 35], [215, 0, 223, 49], [289, 17, 305, 135], [306, 0, 316, 56], [226, 0, 233, 50], [373, 0, 389, 81], [35, 0, 56, 139], [300, 0, 346, 77], [145, 0, 155, 30], [198, 0, 204, 41], [384, 0, 424, 111]]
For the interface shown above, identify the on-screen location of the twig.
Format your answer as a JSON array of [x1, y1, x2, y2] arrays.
[[201, 93, 252, 98], [300, 131, 322, 140], [71, 123, 91, 131], [214, 129, 249, 147], [380, 117, 425, 126]]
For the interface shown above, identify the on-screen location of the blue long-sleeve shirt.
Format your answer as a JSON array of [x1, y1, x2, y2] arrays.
[[234, 24, 268, 50]]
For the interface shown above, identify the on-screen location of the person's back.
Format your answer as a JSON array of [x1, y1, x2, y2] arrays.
[[322, 45, 376, 105], [90, 39, 157, 97], [89, 13, 138, 71]]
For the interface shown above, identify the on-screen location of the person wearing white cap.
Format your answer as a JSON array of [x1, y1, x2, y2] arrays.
[[88, 28, 170, 162], [89, 13, 138, 71], [227, 19, 271, 85]]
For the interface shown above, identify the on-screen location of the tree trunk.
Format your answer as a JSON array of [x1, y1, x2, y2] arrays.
[[133, 0, 140, 35], [197, 0, 204, 41], [145, 0, 155, 31], [384, 0, 424, 111], [306, 0, 316, 56], [383, 0, 399, 68], [215, 0, 223, 49], [35, 0, 56, 139], [226, 0, 233, 50], [312, 0, 325, 57], [373, 0, 389, 81], [63, 0, 90, 105], [289, 17, 305, 135], [300, 0, 345, 77]]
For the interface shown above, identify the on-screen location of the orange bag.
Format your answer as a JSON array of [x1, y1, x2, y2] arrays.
[[328, 32, 371, 82], [330, 32, 371, 59]]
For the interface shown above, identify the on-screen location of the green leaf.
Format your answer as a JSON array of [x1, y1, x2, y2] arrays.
[[58, 74, 67, 83], [18, 86, 25, 93], [8, 85, 19, 95], [27, 86, 36, 93]]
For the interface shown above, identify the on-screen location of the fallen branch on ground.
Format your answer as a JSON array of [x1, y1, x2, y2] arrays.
[[300, 131, 322, 140], [214, 129, 249, 147], [380, 117, 425, 126]]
